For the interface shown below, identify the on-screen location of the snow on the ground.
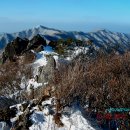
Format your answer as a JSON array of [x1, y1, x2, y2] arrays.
[[26, 78, 42, 91], [33, 46, 57, 68], [74, 47, 89, 56], [33, 45, 89, 72], [30, 111, 54, 130], [32, 46, 58, 76], [41, 97, 55, 106], [29, 98, 99, 130], [61, 110, 96, 130], [25, 46, 58, 91], [33, 51, 47, 68], [66, 47, 89, 61], [29, 109, 97, 130], [33, 45, 89, 69]]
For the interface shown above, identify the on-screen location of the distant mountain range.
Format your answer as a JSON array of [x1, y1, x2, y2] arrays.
[[0, 25, 130, 52]]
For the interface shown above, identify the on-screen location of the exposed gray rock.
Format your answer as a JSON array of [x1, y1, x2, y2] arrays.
[[38, 55, 56, 84]]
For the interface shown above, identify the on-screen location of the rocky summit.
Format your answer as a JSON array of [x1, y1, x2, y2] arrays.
[[1, 34, 46, 63]]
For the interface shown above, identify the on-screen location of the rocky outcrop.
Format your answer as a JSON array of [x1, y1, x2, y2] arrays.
[[27, 34, 46, 51], [12, 37, 29, 55], [2, 37, 28, 63], [38, 55, 56, 84], [3, 37, 28, 59], [2, 34, 46, 63]]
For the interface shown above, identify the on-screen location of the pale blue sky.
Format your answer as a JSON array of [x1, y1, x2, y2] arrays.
[[0, 0, 130, 33]]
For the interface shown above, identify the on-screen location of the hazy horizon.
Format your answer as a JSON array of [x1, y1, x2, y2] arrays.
[[0, 0, 130, 33]]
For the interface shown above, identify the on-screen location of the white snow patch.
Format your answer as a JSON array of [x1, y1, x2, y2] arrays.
[[61, 110, 95, 130], [41, 97, 54, 106], [33, 46, 58, 76], [33, 51, 47, 68], [27, 78, 42, 91], [33, 46, 54, 68], [29, 105, 98, 130], [74, 47, 89, 56], [29, 99, 99, 130], [53, 55, 59, 68], [44, 82, 48, 85], [66, 47, 89, 61], [30, 111, 54, 130]]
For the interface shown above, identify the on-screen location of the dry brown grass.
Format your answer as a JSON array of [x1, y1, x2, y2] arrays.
[[53, 52, 130, 110], [53, 113, 64, 127], [0, 59, 33, 96]]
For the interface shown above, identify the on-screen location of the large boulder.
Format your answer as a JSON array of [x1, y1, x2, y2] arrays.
[[38, 55, 56, 84]]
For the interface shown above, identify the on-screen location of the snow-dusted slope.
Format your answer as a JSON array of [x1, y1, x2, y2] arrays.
[[0, 25, 130, 51], [29, 104, 99, 130]]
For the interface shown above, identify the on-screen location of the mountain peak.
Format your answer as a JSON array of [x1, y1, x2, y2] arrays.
[[97, 29, 112, 33], [33, 25, 64, 33], [34, 25, 48, 29]]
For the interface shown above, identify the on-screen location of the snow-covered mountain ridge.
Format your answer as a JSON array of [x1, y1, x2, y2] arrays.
[[0, 25, 130, 51]]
